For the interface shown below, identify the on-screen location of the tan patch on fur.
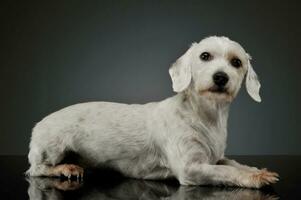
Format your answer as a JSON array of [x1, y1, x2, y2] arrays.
[[227, 52, 240, 60]]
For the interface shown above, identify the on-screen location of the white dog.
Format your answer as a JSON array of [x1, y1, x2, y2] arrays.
[[27, 36, 279, 188]]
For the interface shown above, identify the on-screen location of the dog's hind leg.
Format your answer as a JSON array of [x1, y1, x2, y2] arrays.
[[27, 143, 84, 179]]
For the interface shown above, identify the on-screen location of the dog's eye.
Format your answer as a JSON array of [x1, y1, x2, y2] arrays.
[[200, 52, 212, 61], [230, 58, 242, 68]]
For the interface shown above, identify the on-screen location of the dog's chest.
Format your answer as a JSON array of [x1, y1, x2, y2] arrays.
[[193, 124, 227, 163], [208, 127, 227, 163]]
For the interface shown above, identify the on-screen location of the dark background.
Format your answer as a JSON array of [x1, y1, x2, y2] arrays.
[[1, 0, 300, 155]]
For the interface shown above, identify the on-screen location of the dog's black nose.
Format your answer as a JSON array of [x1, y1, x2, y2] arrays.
[[213, 72, 229, 87]]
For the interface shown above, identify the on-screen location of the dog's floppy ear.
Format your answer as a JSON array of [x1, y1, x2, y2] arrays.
[[245, 54, 261, 102], [169, 43, 196, 93]]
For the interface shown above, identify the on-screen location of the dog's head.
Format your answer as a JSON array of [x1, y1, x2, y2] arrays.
[[169, 36, 261, 103]]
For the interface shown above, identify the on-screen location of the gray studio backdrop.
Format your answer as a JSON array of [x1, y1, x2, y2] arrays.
[[1, 0, 300, 155]]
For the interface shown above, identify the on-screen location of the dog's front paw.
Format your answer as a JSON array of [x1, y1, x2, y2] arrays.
[[245, 168, 279, 188]]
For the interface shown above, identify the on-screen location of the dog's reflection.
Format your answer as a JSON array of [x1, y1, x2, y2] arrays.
[[27, 177, 278, 200]]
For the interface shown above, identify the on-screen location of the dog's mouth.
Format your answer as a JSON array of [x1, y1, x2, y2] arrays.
[[199, 86, 233, 102], [208, 86, 229, 95]]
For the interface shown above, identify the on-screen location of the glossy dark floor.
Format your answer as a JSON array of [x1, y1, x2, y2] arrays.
[[0, 156, 301, 199]]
